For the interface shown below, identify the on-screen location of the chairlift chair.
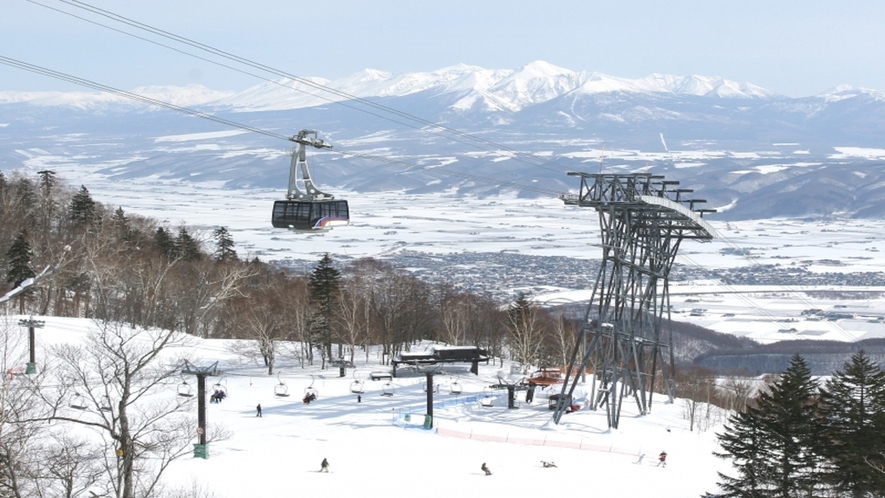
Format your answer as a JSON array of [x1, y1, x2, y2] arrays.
[[213, 377, 228, 397], [100, 395, 112, 412], [177, 380, 194, 398], [450, 378, 462, 395], [274, 373, 290, 397], [304, 375, 319, 400], [381, 382, 394, 397], [350, 371, 365, 394], [70, 392, 88, 410]]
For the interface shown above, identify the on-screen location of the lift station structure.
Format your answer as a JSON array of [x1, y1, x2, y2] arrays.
[[553, 172, 715, 429]]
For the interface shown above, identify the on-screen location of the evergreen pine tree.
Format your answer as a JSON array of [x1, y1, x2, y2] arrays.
[[716, 354, 825, 497], [212, 226, 238, 262], [818, 350, 885, 497], [154, 227, 175, 258], [37, 169, 58, 231], [5, 230, 35, 313], [0, 172, 8, 215], [70, 185, 98, 228], [175, 227, 201, 261], [37, 169, 56, 194], [111, 206, 134, 243], [13, 177, 37, 224], [309, 253, 341, 364], [14, 177, 36, 205], [5, 229, 35, 287]]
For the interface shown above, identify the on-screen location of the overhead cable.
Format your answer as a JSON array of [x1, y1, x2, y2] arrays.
[[0, 54, 563, 197], [30, 0, 569, 176]]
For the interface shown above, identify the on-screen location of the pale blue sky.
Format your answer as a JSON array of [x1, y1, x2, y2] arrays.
[[3, 0, 885, 97]]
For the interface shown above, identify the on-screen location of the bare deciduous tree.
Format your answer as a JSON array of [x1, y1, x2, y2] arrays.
[[227, 288, 290, 375], [44, 320, 198, 498], [439, 286, 471, 347], [548, 313, 578, 368], [335, 274, 369, 363], [506, 294, 546, 372], [676, 366, 716, 432]]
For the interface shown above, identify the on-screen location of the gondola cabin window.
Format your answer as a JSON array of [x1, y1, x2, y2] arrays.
[[272, 200, 349, 231]]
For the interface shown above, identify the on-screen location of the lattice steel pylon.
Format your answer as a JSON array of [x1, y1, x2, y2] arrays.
[[552, 173, 715, 428]]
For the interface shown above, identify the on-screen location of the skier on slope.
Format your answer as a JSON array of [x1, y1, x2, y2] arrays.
[[481, 462, 491, 475], [657, 451, 667, 468], [321, 458, 330, 473]]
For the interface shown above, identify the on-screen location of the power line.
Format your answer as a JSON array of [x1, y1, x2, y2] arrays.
[[22, 0, 493, 154], [0, 56, 288, 140], [29, 0, 570, 176], [0, 54, 564, 198]]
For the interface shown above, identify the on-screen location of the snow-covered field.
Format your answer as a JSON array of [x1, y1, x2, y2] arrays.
[[36, 165, 885, 345], [9, 315, 728, 498]]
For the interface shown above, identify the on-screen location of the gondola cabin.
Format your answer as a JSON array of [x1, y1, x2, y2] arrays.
[[274, 129, 350, 232], [271, 199, 349, 231]]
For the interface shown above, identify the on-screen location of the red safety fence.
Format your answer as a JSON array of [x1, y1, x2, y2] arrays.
[[435, 426, 641, 456]]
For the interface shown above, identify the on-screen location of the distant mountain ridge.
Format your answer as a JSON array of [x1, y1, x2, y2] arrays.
[[2, 61, 885, 221], [0, 60, 785, 112]]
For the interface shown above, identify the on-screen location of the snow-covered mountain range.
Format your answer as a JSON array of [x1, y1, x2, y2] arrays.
[[2, 61, 885, 220], [0, 61, 784, 111]]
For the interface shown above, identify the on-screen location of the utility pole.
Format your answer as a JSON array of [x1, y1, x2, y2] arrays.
[[18, 318, 44, 374], [181, 360, 219, 459]]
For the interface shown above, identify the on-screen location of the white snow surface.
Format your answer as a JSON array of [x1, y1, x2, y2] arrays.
[[5, 315, 729, 498]]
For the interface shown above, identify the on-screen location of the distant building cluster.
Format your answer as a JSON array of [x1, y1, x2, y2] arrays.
[[271, 252, 885, 304]]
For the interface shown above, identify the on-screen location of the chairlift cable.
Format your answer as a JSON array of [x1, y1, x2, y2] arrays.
[[0, 55, 565, 198], [29, 0, 570, 176]]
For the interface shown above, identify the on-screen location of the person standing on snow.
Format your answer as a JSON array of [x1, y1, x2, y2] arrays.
[[657, 451, 667, 467], [321, 458, 330, 472], [481, 462, 491, 475], [256, 404, 262, 417]]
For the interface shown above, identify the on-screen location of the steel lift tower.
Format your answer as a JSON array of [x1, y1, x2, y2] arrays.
[[553, 173, 715, 428]]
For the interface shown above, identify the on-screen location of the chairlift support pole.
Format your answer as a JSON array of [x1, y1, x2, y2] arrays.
[[2, 260, 64, 375], [181, 360, 219, 459], [18, 318, 44, 374], [425, 371, 434, 429], [331, 358, 355, 378]]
